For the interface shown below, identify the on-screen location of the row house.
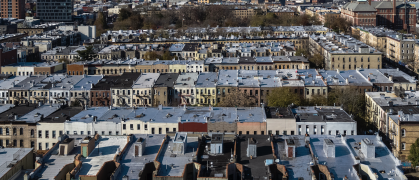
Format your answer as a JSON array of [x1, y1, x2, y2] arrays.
[[66, 59, 210, 76], [205, 56, 310, 72], [0, 103, 60, 150], [2, 62, 64, 76]]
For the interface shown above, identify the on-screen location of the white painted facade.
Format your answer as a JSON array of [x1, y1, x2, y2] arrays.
[[36, 122, 64, 150]]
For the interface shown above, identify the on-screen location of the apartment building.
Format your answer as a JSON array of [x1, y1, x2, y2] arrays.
[[195, 72, 218, 106], [132, 73, 159, 107], [36, 0, 73, 21], [9, 76, 47, 104], [309, 33, 383, 70], [0, 103, 59, 150], [110, 73, 141, 107], [0, 0, 25, 19], [382, 106, 419, 164], [36, 106, 83, 150], [174, 73, 198, 106], [153, 73, 179, 106], [386, 34, 415, 63], [292, 106, 358, 136], [0, 76, 27, 104], [69, 75, 103, 107], [351, 26, 395, 54], [90, 76, 118, 106], [1, 62, 64, 76]]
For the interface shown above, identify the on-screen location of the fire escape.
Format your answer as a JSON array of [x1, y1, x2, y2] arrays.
[[116, 93, 128, 107], [136, 93, 149, 106], [178, 91, 191, 106]]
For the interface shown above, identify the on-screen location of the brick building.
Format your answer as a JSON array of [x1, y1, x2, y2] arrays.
[[0, 0, 25, 19], [342, 0, 416, 33], [90, 75, 118, 106]]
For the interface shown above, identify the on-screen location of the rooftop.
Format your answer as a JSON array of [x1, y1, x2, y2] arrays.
[[195, 72, 218, 88], [265, 107, 295, 119], [0, 76, 28, 90], [116, 134, 166, 179], [0, 148, 33, 178], [9, 75, 47, 90], [310, 33, 381, 54], [77, 136, 128, 176], [156, 135, 198, 176], [238, 135, 275, 179], [35, 137, 81, 180], [174, 73, 198, 88], [132, 73, 160, 89], [275, 135, 312, 180], [154, 73, 179, 88], [292, 106, 355, 123], [71, 75, 104, 91], [40, 106, 84, 123]]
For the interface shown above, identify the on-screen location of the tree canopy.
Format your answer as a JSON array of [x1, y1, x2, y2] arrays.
[[74, 46, 97, 61], [267, 87, 303, 107], [409, 138, 419, 167]]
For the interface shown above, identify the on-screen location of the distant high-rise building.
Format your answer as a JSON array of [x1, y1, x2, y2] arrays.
[[36, 0, 73, 21], [1, 0, 25, 19]]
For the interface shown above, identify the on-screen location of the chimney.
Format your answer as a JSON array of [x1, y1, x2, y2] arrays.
[[368, 0, 371, 6], [393, 0, 396, 27]]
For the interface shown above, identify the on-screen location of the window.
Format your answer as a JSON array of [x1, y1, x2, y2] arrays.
[[246, 131, 249, 135], [123, 124, 126, 130], [109, 131, 112, 135], [329, 131, 332, 135], [336, 130, 339, 135], [38, 130, 42, 138], [137, 124, 141, 130], [102, 131, 105, 135], [402, 129, 406, 137], [283, 131, 287, 135], [402, 143, 406, 150], [130, 124, 133, 130], [351, 130, 354, 135]]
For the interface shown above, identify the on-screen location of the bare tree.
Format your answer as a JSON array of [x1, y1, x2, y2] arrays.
[[217, 88, 256, 107]]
